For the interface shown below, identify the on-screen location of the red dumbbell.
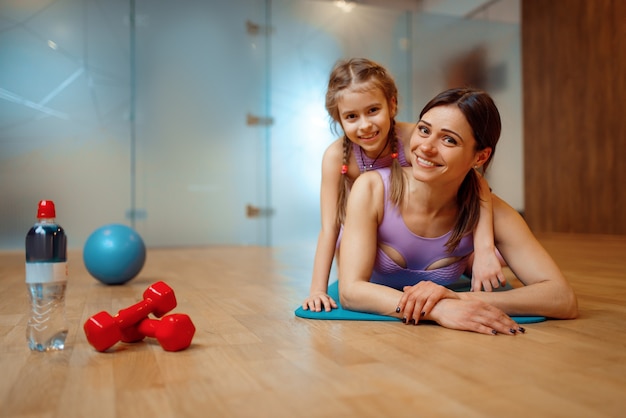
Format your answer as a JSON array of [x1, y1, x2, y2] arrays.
[[84, 281, 177, 352], [121, 313, 196, 352]]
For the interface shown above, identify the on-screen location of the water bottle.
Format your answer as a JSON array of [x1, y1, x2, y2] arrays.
[[25, 200, 68, 351]]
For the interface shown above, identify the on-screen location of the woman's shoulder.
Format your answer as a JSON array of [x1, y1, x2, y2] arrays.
[[353, 169, 387, 191]]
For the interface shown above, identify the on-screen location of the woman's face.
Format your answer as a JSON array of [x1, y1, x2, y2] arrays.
[[336, 84, 395, 157], [409, 104, 489, 184]]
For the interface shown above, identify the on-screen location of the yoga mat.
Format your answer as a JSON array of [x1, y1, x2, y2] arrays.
[[295, 279, 546, 324]]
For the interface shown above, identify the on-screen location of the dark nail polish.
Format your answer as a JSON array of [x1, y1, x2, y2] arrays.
[[409, 318, 416, 325], [421, 311, 426, 317], [518, 327, 526, 333], [402, 317, 407, 323], [396, 306, 401, 313], [510, 328, 516, 334], [491, 329, 497, 335]]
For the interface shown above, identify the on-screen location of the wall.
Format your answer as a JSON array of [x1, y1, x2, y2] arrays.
[[0, 0, 523, 250], [522, 0, 626, 234]]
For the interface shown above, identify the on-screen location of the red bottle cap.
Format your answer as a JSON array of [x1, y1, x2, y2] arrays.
[[37, 200, 56, 219]]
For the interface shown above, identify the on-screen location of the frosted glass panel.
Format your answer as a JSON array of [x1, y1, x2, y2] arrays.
[[133, 0, 269, 246], [0, 0, 132, 250]]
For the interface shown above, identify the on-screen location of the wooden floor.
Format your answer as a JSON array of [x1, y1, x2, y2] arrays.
[[1, 233, 625, 418]]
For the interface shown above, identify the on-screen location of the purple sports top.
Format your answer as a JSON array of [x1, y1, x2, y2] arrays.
[[336, 139, 411, 247], [353, 139, 409, 173], [369, 168, 474, 290]]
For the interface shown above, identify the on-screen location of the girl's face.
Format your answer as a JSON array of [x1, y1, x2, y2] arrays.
[[336, 85, 395, 156], [409, 104, 491, 184]]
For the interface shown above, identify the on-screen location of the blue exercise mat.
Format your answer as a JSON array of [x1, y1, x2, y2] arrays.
[[295, 279, 546, 324]]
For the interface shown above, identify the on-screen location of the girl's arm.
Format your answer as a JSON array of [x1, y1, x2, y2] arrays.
[[459, 194, 578, 319], [303, 141, 343, 312], [470, 174, 507, 291]]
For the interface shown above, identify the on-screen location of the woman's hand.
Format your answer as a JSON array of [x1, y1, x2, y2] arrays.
[[302, 292, 338, 312], [396, 281, 459, 324], [428, 298, 523, 336], [471, 249, 507, 292]]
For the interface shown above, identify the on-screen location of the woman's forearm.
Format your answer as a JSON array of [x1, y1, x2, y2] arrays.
[[339, 279, 402, 317]]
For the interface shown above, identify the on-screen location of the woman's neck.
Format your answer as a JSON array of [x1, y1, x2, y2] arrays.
[[405, 173, 458, 216]]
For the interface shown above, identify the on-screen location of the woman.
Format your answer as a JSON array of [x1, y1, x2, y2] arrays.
[[338, 88, 578, 335]]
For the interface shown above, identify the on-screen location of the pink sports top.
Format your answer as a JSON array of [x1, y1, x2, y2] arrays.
[[369, 168, 474, 289]]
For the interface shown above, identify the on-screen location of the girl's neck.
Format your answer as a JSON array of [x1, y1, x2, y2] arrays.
[[361, 139, 389, 160]]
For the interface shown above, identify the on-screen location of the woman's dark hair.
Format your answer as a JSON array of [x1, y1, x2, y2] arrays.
[[419, 88, 501, 252]]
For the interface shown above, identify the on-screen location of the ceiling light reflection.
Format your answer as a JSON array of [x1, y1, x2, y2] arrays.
[[334, 0, 356, 13]]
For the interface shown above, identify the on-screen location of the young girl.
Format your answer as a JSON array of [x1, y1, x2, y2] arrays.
[[302, 58, 505, 312]]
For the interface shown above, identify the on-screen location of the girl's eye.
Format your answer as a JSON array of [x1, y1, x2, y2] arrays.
[[368, 106, 380, 114], [344, 113, 356, 121]]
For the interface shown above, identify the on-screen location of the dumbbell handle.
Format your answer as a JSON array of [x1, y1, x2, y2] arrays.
[[115, 281, 177, 327], [115, 300, 160, 328]]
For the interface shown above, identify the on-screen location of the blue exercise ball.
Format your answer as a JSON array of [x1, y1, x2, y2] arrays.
[[83, 224, 146, 285]]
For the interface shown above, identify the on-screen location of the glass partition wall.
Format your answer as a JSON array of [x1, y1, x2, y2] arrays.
[[0, 0, 521, 255]]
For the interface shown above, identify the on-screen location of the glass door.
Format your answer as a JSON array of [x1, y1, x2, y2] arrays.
[[133, 0, 270, 246]]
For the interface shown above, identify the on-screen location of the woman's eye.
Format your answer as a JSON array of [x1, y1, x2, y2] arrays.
[[419, 126, 429, 135], [443, 136, 458, 145]]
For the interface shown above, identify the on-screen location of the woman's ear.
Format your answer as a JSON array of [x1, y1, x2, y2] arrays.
[[474, 147, 492, 168]]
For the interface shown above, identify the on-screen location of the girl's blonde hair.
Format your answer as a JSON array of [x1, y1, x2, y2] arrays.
[[325, 58, 404, 226]]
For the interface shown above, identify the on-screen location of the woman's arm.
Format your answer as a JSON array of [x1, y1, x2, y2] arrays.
[[459, 194, 578, 319], [338, 172, 403, 316], [470, 174, 507, 291], [340, 176, 521, 334]]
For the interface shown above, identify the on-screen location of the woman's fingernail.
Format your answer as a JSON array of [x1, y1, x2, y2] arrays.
[[396, 306, 401, 313], [421, 311, 426, 317], [510, 328, 516, 334], [409, 318, 416, 325], [491, 329, 498, 335], [518, 327, 526, 333], [402, 317, 407, 323]]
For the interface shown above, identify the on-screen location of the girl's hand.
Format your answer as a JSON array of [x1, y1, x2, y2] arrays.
[[429, 298, 523, 336], [471, 249, 507, 291], [302, 292, 338, 312], [396, 281, 459, 325]]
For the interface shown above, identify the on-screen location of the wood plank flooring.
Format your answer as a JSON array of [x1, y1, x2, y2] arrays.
[[1, 233, 625, 417]]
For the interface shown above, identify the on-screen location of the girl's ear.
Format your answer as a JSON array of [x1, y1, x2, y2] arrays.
[[474, 147, 492, 168]]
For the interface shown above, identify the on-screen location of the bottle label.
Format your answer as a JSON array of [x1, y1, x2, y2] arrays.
[[25, 262, 68, 284]]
